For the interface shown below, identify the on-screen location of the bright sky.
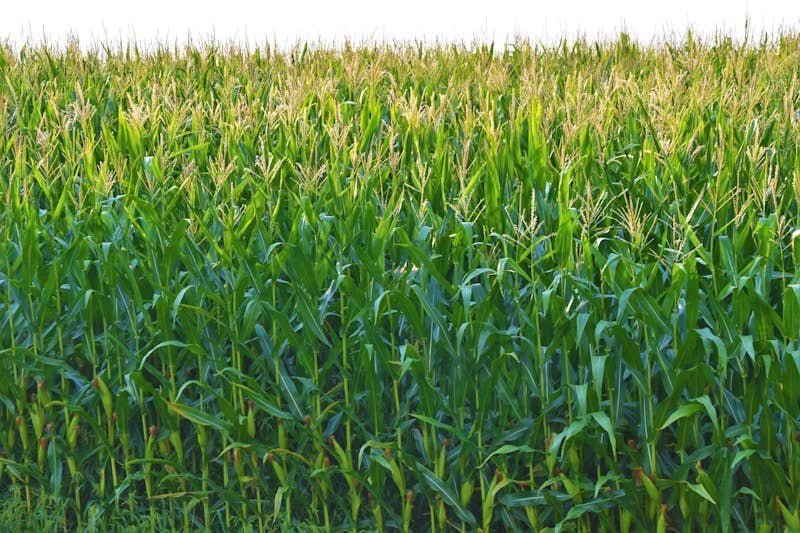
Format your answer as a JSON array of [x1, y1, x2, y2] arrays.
[[1, 0, 798, 48]]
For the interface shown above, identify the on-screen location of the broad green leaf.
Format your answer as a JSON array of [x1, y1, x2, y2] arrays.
[[166, 400, 234, 434], [687, 482, 717, 505], [590, 412, 617, 457], [479, 444, 534, 469], [417, 464, 476, 525], [659, 403, 704, 430]]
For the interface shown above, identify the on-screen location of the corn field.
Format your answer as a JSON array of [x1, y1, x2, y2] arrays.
[[2, 34, 800, 531]]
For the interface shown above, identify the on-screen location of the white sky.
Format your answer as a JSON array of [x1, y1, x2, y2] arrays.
[[1, 1, 798, 48]]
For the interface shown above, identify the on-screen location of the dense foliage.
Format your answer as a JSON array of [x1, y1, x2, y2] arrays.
[[2, 34, 800, 531]]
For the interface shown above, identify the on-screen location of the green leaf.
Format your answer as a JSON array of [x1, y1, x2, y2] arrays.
[[277, 362, 303, 419], [659, 403, 703, 430], [410, 414, 464, 440], [687, 482, 717, 505], [693, 395, 719, 434], [293, 286, 332, 347], [139, 340, 205, 370], [417, 464, 476, 525], [166, 400, 234, 434], [479, 444, 534, 469], [590, 412, 617, 457], [550, 417, 588, 458], [499, 490, 571, 507], [410, 284, 455, 355]]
